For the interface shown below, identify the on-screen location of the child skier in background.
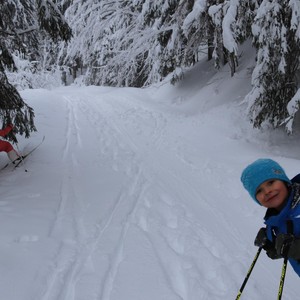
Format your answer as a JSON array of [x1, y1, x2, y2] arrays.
[[241, 158, 300, 277], [0, 124, 22, 163]]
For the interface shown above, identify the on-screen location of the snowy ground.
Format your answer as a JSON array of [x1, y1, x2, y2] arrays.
[[1, 54, 300, 300]]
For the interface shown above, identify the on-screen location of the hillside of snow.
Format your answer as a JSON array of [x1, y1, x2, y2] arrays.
[[0, 46, 300, 300]]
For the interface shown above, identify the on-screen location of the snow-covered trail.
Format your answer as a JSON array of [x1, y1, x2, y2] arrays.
[[0, 85, 299, 300]]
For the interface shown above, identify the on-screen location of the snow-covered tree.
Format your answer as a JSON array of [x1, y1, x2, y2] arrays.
[[0, 0, 72, 139], [245, 0, 300, 132], [61, 0, 259, 87], [182, 0, 208, 63], [2, 0, 298, 134], [0, 62, 35, 141], [62, 0, 206, 86], [204, 0, 256, 76], [37, 0, 72, 41]]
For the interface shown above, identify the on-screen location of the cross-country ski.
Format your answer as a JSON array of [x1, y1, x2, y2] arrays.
[[13, 136, 45, 169], [1, 136, 45, 171]]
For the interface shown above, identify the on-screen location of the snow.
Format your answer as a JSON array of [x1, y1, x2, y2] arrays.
[[1, 51, 300, 300], [182, 0, 206, 35], [222, 0, 238, 55]]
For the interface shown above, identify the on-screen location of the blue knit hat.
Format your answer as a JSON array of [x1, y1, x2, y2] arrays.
[[241, 159, 291, 204]]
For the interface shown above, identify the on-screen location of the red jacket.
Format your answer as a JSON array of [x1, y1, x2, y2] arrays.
[[0, 124, 13, 137]]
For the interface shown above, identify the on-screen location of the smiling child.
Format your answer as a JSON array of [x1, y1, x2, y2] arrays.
[[241, 158, 300, 277]]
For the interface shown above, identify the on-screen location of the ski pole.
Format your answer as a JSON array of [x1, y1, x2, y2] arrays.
[[277, 224, 293, 300], [277, 256, 288, 300], [277, 219, 293, 299], [235, 247, 262, 300]]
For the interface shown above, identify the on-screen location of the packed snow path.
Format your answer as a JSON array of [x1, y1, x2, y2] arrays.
[[0, 85, 299, 300]]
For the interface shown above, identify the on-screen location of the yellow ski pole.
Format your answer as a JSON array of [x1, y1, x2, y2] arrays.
[[235, 247, 262, 299]]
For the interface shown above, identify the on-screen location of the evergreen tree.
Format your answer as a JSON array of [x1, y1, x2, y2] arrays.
[[182, 0, 209, 63], [0, 0, 72, 140], [246, 0, 300, 131], [62, 0, 197, 87], [0, 63, 35, 141], [61, 0, 254, 87], [37, 0, 72, 41], [41, 0, 300, 133]]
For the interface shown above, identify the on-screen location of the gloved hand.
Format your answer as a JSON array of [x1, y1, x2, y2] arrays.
[[275, 233, 300, 260], [254, 228, 282, 259]]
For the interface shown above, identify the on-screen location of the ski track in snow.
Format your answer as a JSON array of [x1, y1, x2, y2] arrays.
[[93, 93, 243, 299], [41, 96, 88, 300], [2, 86, 297, 300], [36, 91, 155, 300], [35, 88, 240, 300]]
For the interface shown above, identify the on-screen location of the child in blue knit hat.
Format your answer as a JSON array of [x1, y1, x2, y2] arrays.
[[241, 158, 300, 277]]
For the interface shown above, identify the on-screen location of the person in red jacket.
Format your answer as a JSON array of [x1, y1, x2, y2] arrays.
[[0, 124, 21, 162]]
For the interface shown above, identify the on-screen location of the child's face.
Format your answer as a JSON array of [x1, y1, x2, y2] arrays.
[[256, 179, 289, 210]]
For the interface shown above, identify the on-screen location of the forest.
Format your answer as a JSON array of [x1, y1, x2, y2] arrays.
[[1, 0, 300, 136]]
